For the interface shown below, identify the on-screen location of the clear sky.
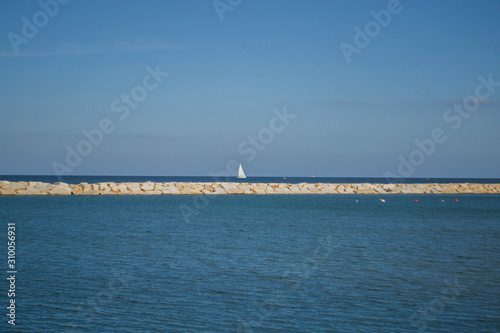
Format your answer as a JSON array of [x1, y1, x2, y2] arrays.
[[0, 0, 499, 178]]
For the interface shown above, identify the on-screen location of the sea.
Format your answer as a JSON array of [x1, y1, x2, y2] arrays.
[[1, 175, 500, 185], [1, 176, 499, 332]]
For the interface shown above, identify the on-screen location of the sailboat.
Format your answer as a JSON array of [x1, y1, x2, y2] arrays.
[[237, 164, 246, 179]]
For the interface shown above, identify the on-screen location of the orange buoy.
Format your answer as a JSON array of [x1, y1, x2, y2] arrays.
[[455, 199, 459, 203], [415, 200, 418, 203]]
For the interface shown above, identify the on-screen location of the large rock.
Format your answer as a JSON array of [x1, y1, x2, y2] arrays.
[[355, 188, 376, 194], [49, 185, 72, 195], [265, 186, 276, 194], [202, 187, 227, 195], [484, 185, 497, 193], [373, 187, 387, 194], [191, 183, 205, 190], [181, 188, 203, 195], [80, 190, 100, 195], [127, 184, 143, 194], [238, 185, 252, 192], [251, 184, 267, 192], [163, 184, 179, 191], [220, 183, 239, 190], [34, 183, 51, 190], [0, 189, 16, 195], [155, 184, 168, 190], [143, 190, 163, 195], [301, 184, 319, 192], [99, 183, 110, 191], [400, 188, 416, 194], [225, 188, 244, 195], [79, 183, 92, 193], [26, 187, 43, 195], [70, 185, 83, 195], [162, 188, 181, 195], [343, 187, 355, 194], [117, 184, 128, 191], [141, 182, 155, 191], [100, 190, 115, 195], [382, 184, 396, 191], [440, 185, 457, 194], [109, 183, 119, 191], [127, 183, 141, 190], [9, 182, 26, 190], [319, 188, 337, 194], [213, 188, 228, 195], [16, 190, 34, 195], [386, 186, 402, 194]]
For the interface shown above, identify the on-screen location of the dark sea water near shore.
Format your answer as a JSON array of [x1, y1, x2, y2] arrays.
[[1, 185, 500, 331]]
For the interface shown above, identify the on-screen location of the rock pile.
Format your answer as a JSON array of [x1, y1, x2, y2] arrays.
[[0, 181, 499, 195]]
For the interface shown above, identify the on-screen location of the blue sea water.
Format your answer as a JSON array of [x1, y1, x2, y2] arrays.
[[1, 194, 500, 332], [1, 175, 500, 185]]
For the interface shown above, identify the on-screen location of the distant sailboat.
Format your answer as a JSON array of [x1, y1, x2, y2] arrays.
[[237, 164, 246, 179]]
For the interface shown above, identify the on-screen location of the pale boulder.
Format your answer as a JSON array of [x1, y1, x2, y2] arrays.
[[26, 187, 42, 195], [70, 185, 83, 195], [118, 189, 133, 195], [220, 183, 239, 190], [226, 187, 244, 194], [10, 182, 26, 190], [0, 189, 17, 195], [81, 190, 100, 195], [49, 185, 72, 195], [162, 188, 181, 195], [181, 188, 203, 195], [141, 182, 155, 191], [143, 190, 163, 195], [16, 190, 34, 195]]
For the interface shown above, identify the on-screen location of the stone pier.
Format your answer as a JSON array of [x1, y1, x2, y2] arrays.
[[0, 181, 499, 195]]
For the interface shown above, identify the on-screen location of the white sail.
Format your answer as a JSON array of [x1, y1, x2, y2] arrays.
[[237, 164, 246, 178]]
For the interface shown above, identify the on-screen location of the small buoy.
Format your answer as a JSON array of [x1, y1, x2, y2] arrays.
[[380, 199, 386, 203], [415, 199, 418, 203], [355, 200, 359, 203], [455, 199, 459, 203], [442, 199, 445, 202]]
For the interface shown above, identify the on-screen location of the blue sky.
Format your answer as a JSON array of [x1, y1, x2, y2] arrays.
[[0, 0, 499, 177]]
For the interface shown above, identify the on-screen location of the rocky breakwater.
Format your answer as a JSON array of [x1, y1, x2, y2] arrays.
[[0, 181, 499, 196]]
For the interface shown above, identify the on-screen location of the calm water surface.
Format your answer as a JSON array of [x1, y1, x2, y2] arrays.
[[1, 194, 499, 332], [1, 175, 500, 184]]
